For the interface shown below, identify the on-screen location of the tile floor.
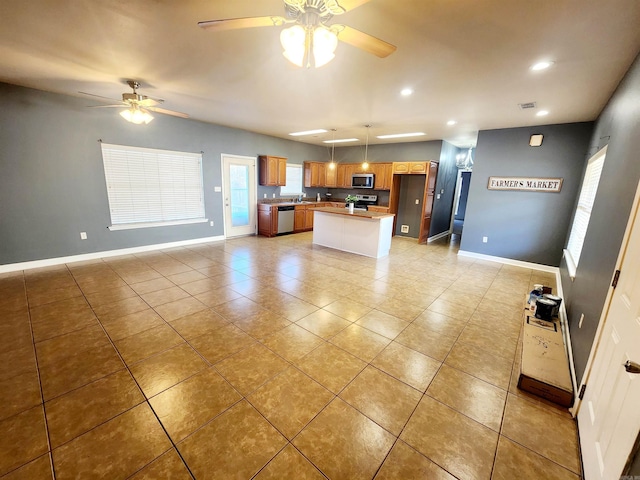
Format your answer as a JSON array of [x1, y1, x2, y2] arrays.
[[0, 233, 582, 479]]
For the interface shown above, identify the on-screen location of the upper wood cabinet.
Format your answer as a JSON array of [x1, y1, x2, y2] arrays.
[[259, 155, 287, 186], [325, 163, 337, 187], [369, 162, 393, 190], [392, 162, 428, 174], [304, 161, 327, 188]]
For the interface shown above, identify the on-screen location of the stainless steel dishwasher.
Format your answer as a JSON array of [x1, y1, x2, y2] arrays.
[[276, 205, 295, 234]]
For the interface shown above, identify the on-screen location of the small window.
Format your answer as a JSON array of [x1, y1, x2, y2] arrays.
[[564, 146, 607, 277], [280, 164, 304, 195], [101, 143, 206, 230]]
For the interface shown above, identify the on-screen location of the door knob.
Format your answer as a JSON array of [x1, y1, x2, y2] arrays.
[[623, 360, 640, 374]]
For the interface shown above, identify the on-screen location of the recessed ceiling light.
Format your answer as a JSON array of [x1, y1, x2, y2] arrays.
[[289, 129, 328, 136], [400, 88, 413, 96], [323, 138, 359, 144], [447, 120, 457, 126], [530, 61, 554, 71], [536, 110, 549, 116], [376, 132, 426, 139]]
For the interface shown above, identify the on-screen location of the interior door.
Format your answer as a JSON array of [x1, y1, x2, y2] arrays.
[[222, 154, 257, 237], [578, 180, 640, 479]]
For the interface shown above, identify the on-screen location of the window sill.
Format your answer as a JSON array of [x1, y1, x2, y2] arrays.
[[563, 249, 577, 281], [108, 218, 208, 231]]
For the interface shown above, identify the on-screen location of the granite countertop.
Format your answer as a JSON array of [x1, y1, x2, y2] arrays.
[[314, 207, 395, 219]]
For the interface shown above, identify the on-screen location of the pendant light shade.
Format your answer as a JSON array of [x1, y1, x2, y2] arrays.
[[313, 26, 338, 67], [280, 25, 307, 67]]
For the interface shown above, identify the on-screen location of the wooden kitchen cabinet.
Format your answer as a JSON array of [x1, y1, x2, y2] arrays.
[[392, 161, 428, 174], [259, 155, 287, 186], [304, 161, 327, 188], [258, 204, 278, 236], [337, 164, 356, 188], [370, 162, 393, 190], [325, 163, 337, 187], [367, 206, 390, 213], [294, 205, 306, 232]]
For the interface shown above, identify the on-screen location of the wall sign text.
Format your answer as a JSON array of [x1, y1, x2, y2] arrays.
[[487, 176, 563, 192]]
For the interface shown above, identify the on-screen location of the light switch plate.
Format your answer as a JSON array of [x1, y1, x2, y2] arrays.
[[214, 186, 222, 192], [80, 232, 87, 240]]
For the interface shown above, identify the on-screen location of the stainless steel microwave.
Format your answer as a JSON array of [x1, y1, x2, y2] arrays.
[[351, 173, 374, 189]]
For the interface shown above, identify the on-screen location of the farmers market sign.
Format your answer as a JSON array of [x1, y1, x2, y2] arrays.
[[487, 177, 563, 192]]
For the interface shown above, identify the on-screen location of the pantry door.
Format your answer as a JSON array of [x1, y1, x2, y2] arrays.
[[578, 179, 640, 479], [222, 155, 257, 238]]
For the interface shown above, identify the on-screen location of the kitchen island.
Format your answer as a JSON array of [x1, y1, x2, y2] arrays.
[[312, 207, 395, 258]]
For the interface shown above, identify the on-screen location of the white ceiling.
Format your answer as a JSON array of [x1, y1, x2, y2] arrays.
[[1, 0, 639, 147]]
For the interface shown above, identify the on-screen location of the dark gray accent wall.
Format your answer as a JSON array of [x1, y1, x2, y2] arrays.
[[0, 82, 325, 265], [429, 141, 460, 237], [395, 175, 425, 238], [460, 123, 593, 266], [560, 53, 640, 383]]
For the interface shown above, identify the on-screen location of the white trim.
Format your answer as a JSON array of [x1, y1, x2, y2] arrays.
[[0, 235, 225, 274], [428, 230, 452, 243], [563, 248, 577, 280], [555, 268, 579, 417], [108, 218, 208, 231], [457, 249, 558, 273]]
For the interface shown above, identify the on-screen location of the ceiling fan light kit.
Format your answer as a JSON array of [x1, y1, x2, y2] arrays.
[[119, 105, 154, 125]]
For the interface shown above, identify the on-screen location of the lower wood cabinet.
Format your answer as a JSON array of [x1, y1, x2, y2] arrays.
[[257, 204, 278, 237]]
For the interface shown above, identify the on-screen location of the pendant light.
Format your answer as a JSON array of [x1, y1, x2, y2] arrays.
[[362, 125, 371, 170], [329, 128, 336, 170]]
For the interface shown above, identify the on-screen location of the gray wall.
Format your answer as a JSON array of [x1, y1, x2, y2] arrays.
[[430, 141, 460, 237], [460, 123, 593, 266], [560, 53, 640, 383], [395, 175, 425, 237], [0, 82, 325, 265], [333, 140, 443, 164]]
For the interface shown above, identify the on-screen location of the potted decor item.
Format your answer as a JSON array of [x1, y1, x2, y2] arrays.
[[345, 194, 358, 214]]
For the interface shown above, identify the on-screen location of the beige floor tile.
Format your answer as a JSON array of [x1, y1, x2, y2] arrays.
[[374, 297, 425, 322], [412, 309, 468, 337], [27, 285, 83, 308], [371, 341, 441, 392], [375, 440, 456, 480], [395, 323, 457, 361], [149, 367, 241, 442], [502, 394, 581, 474], [215, 343, 289, 396], [0, 345, 37, 383], [153, 297, 208, 322], [457, 323, 518, 361], [190, 324, 257, 364], [194, 286, 243, 307], [114, 324, 185, 365], [254, 444, 325, 480], [355, 309, 409, 339], [213, 296, 264, 323], [295, 343, 367, 394], [340, 366, 422, 435], [129, 277, 175, 295], [92, 296, 149, 323], [168, 308, 229, 340], [1, 453, 53, 480], [0, 371, 42, 421], [166, 270, 209, 285], [392, 289, 438, 309], [0, 406, 49, 476], [296, 309, 351, 339], [248, 367, 334, 439], [445, 341, 514, 390], [39, 344, 125, 400], [401, 396, 498, 480], [140, 286, 190, 307], [83, 285, 137, 308], [323, 298, 373, 322], [262, 324, 324, 362], [52, 404, 171, 480], [427, 297, 477, 321], [45, 370, 144, 447], [178, 400, 287, 480], [35, 324, 111, 367], [130, 343, 208, 398], [330, 324, 390, 362], [426, 364, 507, 431], [233, 308, 291, 340], [293, 398, 395, 480], [493, 436, 579, 480], [128, 449, 192, 480], [100, 308, 165, 341], [29, 296, 98, 343]]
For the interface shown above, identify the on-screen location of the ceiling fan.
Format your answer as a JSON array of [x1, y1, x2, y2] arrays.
[[80, 81, 189, 124], [198, 0, 396, 68]]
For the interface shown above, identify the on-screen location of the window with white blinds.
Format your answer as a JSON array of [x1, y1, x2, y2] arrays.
[[564, 146, 607, 276], [101, 143, 206, 230], [280, 164, 304, 195]]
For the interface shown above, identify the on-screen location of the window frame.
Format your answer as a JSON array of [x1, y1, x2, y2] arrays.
[[101, 143, 207, 231], [564, 145, 607, 278], [280, 163, 304, 196]]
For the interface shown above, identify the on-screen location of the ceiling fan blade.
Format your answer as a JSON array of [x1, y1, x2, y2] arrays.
[[335, 0, 372, 13], [87, 104, 127, 108], [138, 97, 162, 107], [198, 16, 288, 32], [147, 106, 189, 119], [78, 91, 123, 103], [335, 25, 397, 58]]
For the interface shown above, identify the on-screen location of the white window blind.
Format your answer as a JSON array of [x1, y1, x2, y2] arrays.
[[565, 146, 607, 276], [280, 164, 304, 195], [101, 143, 206, 230]]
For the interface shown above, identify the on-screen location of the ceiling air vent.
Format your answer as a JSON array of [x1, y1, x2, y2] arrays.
[[519, 102, 537, 110]]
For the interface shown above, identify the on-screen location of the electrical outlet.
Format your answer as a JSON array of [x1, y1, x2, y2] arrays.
[[401, 225, 409, 233], [263, 193, 267, 198], [482, 236, 488, 243], [210, 221, 214, 227], [579, 313, 585, 328], [415, 199, 419, 205], [436, 194, 441, 199], [272, 193, 276, 198], [440, 189, 445, 194], [80, 232, 87, 240]]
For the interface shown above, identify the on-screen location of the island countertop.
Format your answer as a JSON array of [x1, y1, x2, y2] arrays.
[[314, 207, 394, 219]]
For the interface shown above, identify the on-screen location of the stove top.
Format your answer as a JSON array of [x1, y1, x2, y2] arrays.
[[354, 194, 378, 209]]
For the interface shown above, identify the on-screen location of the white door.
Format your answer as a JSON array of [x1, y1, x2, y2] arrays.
[[578, 180, 640, 479], [222, 154, 257, 238]]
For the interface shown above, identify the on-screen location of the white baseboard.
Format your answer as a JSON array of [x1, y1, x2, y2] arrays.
[[457, 249, 559, 273], [428, 230, 452, 243], [0, 235, 226, 273]]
